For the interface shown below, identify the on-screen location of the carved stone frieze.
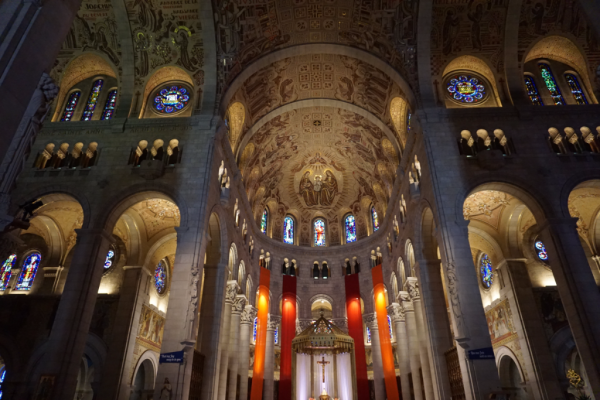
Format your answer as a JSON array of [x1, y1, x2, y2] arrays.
[[405, 277, 420, 300]]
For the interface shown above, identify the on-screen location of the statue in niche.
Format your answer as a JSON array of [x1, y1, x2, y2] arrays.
[[298, 170, 338, 207]]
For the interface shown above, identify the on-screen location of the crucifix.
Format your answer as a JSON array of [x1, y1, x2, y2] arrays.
[[316, 356, 330, 383]]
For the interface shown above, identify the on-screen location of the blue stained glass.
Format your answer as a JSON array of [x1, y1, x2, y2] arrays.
[[539, 64, 564, 105], [564, 74, 588, 105], [154, 86, 190, 114], [314, 219, 326, 246], [535, 240, 548, 261], [366, 326, 371, 343], [81, 79, 104, 121], [524, 76, 544, 106], [261, 209, 268, 234], [274, 326, 278, 344], [387, 315, 393, 338], [345, 214, 357, 243], [104, 249, 115, 270], [15, 252, 41, 291], [101, 89, 118, 120], [480, 253, 493, 288], [0, 367, 5, 400], [283, 216, 294, 244], [447, 75, 486, 103], [253, 317, 258, 342], [61, 91, 81, 121], [0, 254, 16, 291], [407, 112, 412, 131], [371, 207, 380, 232], [154, 260, 167, 294]]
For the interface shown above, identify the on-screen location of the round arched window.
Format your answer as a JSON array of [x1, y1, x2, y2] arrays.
[[535, 240, 548, 262], [153, 85, 191, 114], [154, 260, 167, 294], [480, 253, 493, 288], [446, 75, 487, 104]]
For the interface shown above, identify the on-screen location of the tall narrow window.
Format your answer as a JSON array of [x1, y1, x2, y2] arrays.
[[564, 74, 588, 105], [81, 79, 104, 121], [366, 326, 372, 343], [371, 206, 380, 232], [274, 326, 279, 344], [101, 89, 118, 120], [283, 216, 294, 244], [314, 219, 326, 246], [539, 64, 564, 105], [407, 112, 412, 132], [524, 76, 544, 106], [154, 260, 167, 294], [345, 214, 357, 243], [480, 253, 493, 288], [15, 252, 41, 291], [260, 208, 268, 234], [387, 315, 393, 338], [253, 317, 258, 342], [61, 91, 81, 121], [0, 254, 16, 291]]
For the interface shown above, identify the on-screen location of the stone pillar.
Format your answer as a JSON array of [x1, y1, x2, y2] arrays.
[[36, 229, 113, 400], [388, 302, 411, 400], [217, 281, 239, 400], [400, 290, 424, 400], [98, 266, 151, 400], [407, 277, 435, 400], [365, 314, 385, 400], [227, 294, 247, 400], [238, 305, 257, 400], [263, 315, 279, 400], [538, 218, 600, 395]]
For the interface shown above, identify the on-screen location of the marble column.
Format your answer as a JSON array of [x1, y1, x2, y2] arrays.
[[263, 315, 280, 400], [400, 290, 424, 400], [238, 305, 257, 400], [227, 294, 247, 400], [36, 229, 113, 400], [365, 314, 385, 400], [538, 218, 600, 395], [217, 281, 239, 400], [388, 302, 411, 400], [407, 277, 435, 400], [98, 266, 151, 400]]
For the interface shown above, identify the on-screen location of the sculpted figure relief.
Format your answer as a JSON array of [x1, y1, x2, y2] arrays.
[[298, 170, 338, 207]]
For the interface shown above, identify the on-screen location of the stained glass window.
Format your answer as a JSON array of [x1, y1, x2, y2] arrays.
[[366, 326, 371, 343], [15, 252, 41, 291], [480, 253, 493, 288], [314, 219, 326, 246], [104, 249, 115, 270], [154, 260, 167, 294], [535, 240, 548, 261], [81, 79, 104, 121], [101, 89, 118, 120], [371, 207, 380, 232], [387, 315, 393, 339], [283, 216, 294, 244], [447, 75, 486, 103], [154, 85, 190, 114], [61, 91, 81, 121], [253, 317, 258, 342], [260, 209, 268, 234], [0, 254, 16, 291], [539, 64, 564, 105], [524, 76, 544, 106], [345, 214, 357, 243], [0, 366, 5, 400], [407, 112, 412, 132], [274, 326, 278, 344], [564, 74, 588, 105]]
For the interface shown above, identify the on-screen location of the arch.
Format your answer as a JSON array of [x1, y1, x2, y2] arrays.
[[14, 251, 42, 291], [228, 243, 238, 277], [390, 97, 410, 150], [420, 206, 438, 261], [397, 257, 406, 287], [139, 66, 194, 118], [260, 207, 269, 236], [313, 217, 327, 247], [245, 275, 253, 302], [371, 205, 380, 233], [442, 55, 503, 106], [131, 350, 158, 391], [496, 347, 526, 386], [206, 212, 223, 266], [237, 260, 246, 287], [390, 272, 399, 301], [405, 241, 415, 277]]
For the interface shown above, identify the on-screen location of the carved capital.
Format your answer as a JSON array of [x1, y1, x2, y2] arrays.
[[398, 291, 413, 312], [241, 305, 258, 324], [267, 315, 281, 331], [387, 303, 405, 323], [232, 294, 247, 314], [363, 313, 378, 328], [405, 277, 420, 300], [225, 280, 239, 303]]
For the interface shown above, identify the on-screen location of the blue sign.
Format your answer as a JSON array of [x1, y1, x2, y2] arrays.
[[160, 351, 184, 364], [467, 347, 494, 360]]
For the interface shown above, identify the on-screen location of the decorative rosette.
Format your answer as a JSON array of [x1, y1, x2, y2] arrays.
[[154, 86, 190, 114], [447, 75, 486, 103]]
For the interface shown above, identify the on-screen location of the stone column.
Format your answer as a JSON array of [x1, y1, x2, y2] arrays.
[[98, 266, 151, 400], [217, 281, 239, 400], [365, 313, 385, 400], [36, 229, 113, 400], [227, 294, 247, 400], [538, 218, 600, 395], [400, 290, 424, 400], [407, 277, 435, 400], [238, 305, 257, 400], [388, 302, 411, 400], [263, 315, 280, 400]]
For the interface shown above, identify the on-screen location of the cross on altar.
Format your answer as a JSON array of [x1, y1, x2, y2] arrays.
[[316, 356, 330, 383]]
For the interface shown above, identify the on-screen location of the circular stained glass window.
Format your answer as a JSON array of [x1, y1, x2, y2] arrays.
[[154, 260, 167, 294], [104, 249, 115, 270], [153, 85, 190, 114], [535, 240, 548, 261], [447, 75, 486, 103], [480, 253, 493, 288]]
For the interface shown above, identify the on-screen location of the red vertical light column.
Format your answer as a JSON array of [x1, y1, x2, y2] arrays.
[[278, 275, 296, 400], [372, 264, 400, 400], [344, 273, 370, 400], [250, 268, 271, 400]]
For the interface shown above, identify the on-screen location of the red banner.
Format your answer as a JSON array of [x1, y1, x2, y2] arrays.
[[344, 273, 370, 400], [278, 275, 296, 400], [250, 268, 271, 400]]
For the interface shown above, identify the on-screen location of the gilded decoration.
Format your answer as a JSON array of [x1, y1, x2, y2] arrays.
[[463, 190, 511, 229], [132, 199, 181, 240], [292, 315, 354, 354], [136, 304, 166, 351], [485, 298, 518, 348]]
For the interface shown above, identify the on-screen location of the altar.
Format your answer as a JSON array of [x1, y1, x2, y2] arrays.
[[292, 315, 357, 400]]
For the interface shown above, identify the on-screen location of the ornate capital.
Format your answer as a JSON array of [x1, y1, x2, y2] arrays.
[[363, 313, 378, 328], [241, 305, 258, 324], [267, 315, 281, 331], [387, 303, 405, 322], [232, 294, 247, 314], [405, 277, 420, 300], [398, 291, 413, 312], [225, 280, 239, 303]]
